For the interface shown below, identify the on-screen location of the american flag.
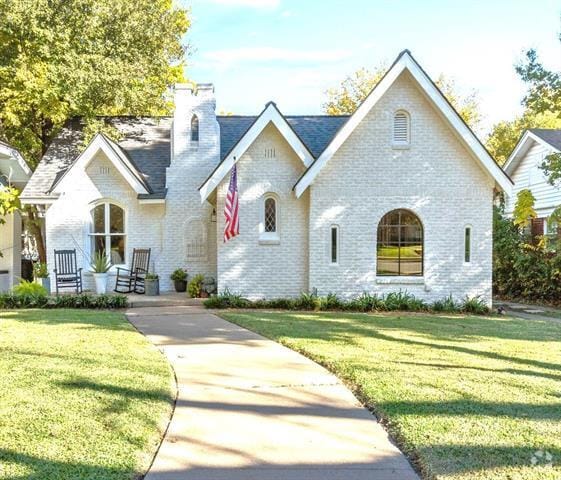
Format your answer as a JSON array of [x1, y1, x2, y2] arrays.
[[224, 165, 239, 242]]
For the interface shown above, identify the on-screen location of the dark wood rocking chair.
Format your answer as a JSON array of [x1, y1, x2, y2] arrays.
[[114, 248, 151, 294], [53, 249, 83, 294]]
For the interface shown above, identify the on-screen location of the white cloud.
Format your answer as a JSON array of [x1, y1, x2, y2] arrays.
[[206, 0, 280, 8], [202, 47, 351, 70]]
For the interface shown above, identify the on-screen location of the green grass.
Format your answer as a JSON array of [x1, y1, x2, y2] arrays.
[[220, 311, 561, 480], [0, 309, 174, 480]]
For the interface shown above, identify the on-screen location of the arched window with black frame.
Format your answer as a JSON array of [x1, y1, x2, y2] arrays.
[[377, 209, 423, 276]]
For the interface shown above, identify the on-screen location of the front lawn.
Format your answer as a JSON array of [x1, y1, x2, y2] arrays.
[[0, 309, 174, 480], [221, 311, 561, 480]]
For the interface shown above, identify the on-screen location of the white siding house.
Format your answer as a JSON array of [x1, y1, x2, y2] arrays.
[[20, 50, 512, 305], [504, 129, 561, 236], [0, 142, 31, 291]]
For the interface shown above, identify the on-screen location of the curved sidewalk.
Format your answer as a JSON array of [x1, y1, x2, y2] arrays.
[[127, 306, 419, 480]]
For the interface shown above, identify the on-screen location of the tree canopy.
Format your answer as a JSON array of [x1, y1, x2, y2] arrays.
[[323, 66, 482, 132], [0, 0, 190, 168]]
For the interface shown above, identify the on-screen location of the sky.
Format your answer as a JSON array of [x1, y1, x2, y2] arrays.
[[183, 0, 561, 136]]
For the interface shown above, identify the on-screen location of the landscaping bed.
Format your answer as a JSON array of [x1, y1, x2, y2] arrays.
[[0, 309, 174, 480], [220, 310, 561, 480]]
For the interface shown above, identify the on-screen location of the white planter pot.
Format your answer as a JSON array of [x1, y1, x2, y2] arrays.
[[93, 273, 108, 294]]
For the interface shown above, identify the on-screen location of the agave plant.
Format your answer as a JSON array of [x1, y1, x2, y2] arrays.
[[90, 251, 111, 273]]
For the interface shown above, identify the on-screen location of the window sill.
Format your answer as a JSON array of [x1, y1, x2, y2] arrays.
[[376, 276, 424, 285], [259, 234, 280, 245], [391, 143, 410, 150]]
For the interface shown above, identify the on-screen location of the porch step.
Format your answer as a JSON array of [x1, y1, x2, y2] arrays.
[[125, 292, 205, 308]]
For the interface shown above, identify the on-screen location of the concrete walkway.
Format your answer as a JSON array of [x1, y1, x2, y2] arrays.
[[126, 306, 419, 480]]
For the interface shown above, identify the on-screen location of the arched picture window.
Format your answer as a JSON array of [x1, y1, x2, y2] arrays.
[[264, 196, 277, 233], [90, 202, 126, 265], [191, 115, 199, 142], [393, 110, 410, 146], [377, 209, 422, 276]]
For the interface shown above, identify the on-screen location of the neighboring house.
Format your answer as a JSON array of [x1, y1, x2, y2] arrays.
[[20, 50, 511, 304], [0, 141, 31, 291], [503, 129, 561, 238]]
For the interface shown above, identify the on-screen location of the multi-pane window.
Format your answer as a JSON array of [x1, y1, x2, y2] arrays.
[[331, 226, 338, 264], [264, 197, 277, 233], [90, 203, 125, 265], [191, 115, 199, 142], [464, 226, 471, 263], [393, 110, 410, 146], [377, 209, 423, 276]]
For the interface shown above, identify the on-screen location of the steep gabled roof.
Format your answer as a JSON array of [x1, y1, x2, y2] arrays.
[[199, 102, 319, 202], [20, 117, 171, 202], [503, 129, 561, 176], [293, 50, 513, 197]]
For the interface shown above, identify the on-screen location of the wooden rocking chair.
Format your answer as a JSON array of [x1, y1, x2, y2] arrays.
[[114, 248, 151, 294], [53, 249, 83, 294]]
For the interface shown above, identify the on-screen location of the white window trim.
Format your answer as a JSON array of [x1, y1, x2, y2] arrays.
[[392, 110, 410, 149], [88, 201, 127, 272], [329, 225, 339, 265], [463, 224, 472, 265], [259, 193, 280, 245]]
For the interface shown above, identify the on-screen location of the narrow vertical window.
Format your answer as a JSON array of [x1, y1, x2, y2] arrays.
[[191, 115, 199, 142], [464, 226, 471, 263], [264, 197, 277, 233], [331, 226, 338, 264]]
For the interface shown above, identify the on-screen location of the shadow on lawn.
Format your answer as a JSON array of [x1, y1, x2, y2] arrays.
[[0, 449, 131, 480], [58, 378, 171, 403], [5, 309, 131, 331]]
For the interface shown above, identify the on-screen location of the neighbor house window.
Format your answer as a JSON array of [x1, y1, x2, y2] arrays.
[[90, 202, 125, 265], [393, 110, 410, 146], [264, 196, 277, 233], [330, 226, 339, 264], [464, 226, 471, 263], [191, 115, 199, 142], [377, 209, 423, 276]]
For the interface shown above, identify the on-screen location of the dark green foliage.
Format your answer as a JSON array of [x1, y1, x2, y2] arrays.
[[0, 293, 128, 310], [204, 290, 488, 314], [493, 206, 561, 301]]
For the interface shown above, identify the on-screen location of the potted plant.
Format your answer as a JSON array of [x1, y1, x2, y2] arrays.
[[187, 273, 204, 298], [33, 262, 50, 293], [170, 268, 188, 293], [91, 251, 111, 294], [145, 272, 160, 296]]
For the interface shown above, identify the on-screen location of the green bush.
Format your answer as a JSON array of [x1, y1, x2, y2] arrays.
[[170, 268, 188, 282], [0, 292, 128, 310], [203, 290, 490, 315], [13, 280, 47, 297], [188, 274, 204, 298], [33, 262, 49, 278]]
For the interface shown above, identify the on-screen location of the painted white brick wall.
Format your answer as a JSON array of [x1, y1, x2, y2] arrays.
[[216, 123, 309, 298], [308, 71, 494, 305]]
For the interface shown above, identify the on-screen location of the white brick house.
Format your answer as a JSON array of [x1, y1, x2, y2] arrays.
[[20, 50, 511, 304]]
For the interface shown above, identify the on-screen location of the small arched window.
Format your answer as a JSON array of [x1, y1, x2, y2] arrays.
[[191, 115, 199, 142], [393, 110, 410, 146], [90, 202, 126, 265], [377, 209, 422, 276], [264, 197, 277, 233]]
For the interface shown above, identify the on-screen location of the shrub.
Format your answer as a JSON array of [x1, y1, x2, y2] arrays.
[[318, 293, 343, 310], [384, 290, 427, 311], [13, 280, 48, 297], [431, 294, 459, 313], [0, 292, 128, 310], [203, 289, 251, 309], [460, 296, 490, 315], [293, 292, 320, 311], [170, 268, 188, 282], [188, 274, 204, 298], [345, 292, 384, 312], [33, 262, 49, 278]]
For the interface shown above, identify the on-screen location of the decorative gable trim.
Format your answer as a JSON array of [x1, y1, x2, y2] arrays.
[[293, 50, 513, 197], [50, 133, 151, 195], [503, 130, 560, 176], [199, 102, 314, 202], [0, 141, 32, 181]]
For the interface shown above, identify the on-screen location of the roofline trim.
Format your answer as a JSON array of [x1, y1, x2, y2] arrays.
[[504, 130, 560, 175], [199, 102, 315, 202], [0, 141, 32, 180], [49, 133, 151, 195], [293, 50, 513, 197]]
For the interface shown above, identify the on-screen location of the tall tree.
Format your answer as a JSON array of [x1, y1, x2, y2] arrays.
[[323, 67, 482, 132], [0, 0, 190, 261]]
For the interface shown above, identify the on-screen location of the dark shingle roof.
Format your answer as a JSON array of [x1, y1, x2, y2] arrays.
[[22, 114, 349, 199], [22, 117, 172, 199], [216, 115, 349, 159], [530, 129, 561, 151]]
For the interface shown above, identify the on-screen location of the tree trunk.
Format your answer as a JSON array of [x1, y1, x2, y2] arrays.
[[26, 206, 46, 263]]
